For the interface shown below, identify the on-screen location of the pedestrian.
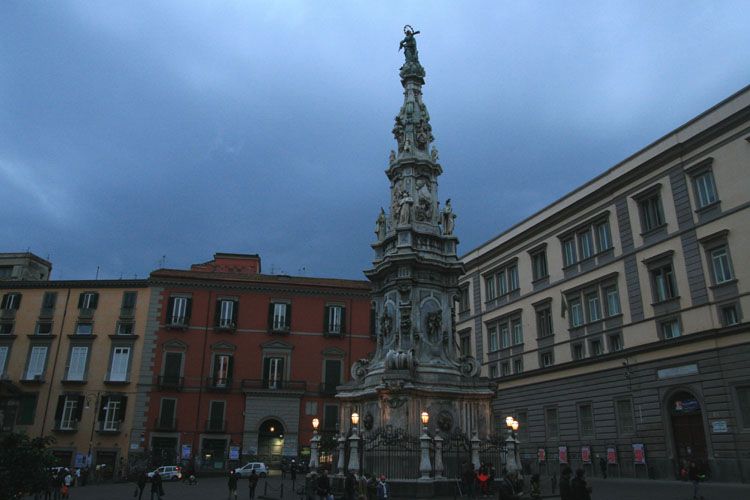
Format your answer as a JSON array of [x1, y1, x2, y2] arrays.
[[688, 461, 704, 500], [248, 469, 259, 500], [461, 461, 475, 499], [598, 455, 607, 479], [136, 471, 147, 500], [376, 474, 388, 499], [150, 471, 164, 500], [316, 469, 331, 500], [281, 463, 287, 481], [228, 470, 238, 500], [62, 470, 73, 499], [559, 467, 573, 500], [290, 462, 297, 485], [345, 471, 356, 500], [570, 468, 592, 500], [74, 468, 81, 487], [529, 473, 541, 500], [496, 470, 520, 500]]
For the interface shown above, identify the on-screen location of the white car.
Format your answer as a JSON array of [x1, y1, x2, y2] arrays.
[[234, 462, 268, 478], [147, 465, 183, 481]]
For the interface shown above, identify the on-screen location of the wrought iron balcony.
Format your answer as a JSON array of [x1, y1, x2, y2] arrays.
[[53, 419, 79, 433], [205, 419, 226, 433], [157, 376, 184, 391], [319, 382, 339, 396], [241, 379, 306, 392], [205, 376, 233, 391], [153, 417, 177, 431], [96, 420, 121, 434]]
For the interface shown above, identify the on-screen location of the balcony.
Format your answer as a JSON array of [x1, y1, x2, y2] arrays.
[[241, 379, 306, 392], [319, 382, 339, 396], [96, 420, 121, 434], [53, 419, 79, 433], [157, 376, 184, 391], [153, 417, 177, 431], [205, 376, 233, 391], [166, 317, 188, 330], [38, 307, 55, 319], [78, 308, 95, 319], [205, 419, 226, 433], [0, 309, 17, 320], [215, 320, 236, 332]]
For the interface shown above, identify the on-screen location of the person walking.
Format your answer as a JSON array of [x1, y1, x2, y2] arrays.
[[248, 469, 259, 500], [598, 455, 607, 479], [496, 470, 520, 500], [136, 471, 147, 500], [571, 468, 592, 500], [559, 467, 573, 500], [688, 461, 704, 500], [228, 470, 239, 500], [529, 473, 542, 500], [375, 474, 388, 500], [62, 470, 73, 499], [344, 471, 356, 500], [316, 469, 331, 500], [150, 471, 164, 500]]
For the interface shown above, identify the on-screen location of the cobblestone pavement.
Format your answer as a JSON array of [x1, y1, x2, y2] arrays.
[[23, 473, 750, 500]]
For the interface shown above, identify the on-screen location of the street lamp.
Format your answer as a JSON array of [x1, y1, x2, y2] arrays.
[[420, 411, 429, 429], [418, 411, 432, 480], [351, 412, 359, 428], [309, 417, 321, 470], [504, 416, 521, 473], [348, 412, 360, 474]]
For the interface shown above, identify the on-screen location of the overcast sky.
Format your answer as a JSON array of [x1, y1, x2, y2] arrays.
[[2, 1, 749, 281]]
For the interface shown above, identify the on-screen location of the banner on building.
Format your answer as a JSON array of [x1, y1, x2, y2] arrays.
[[581, 446, 591, 463], [181, 444, 192, 460], [606, 447, 617, 464], [229, 446, 240, 460], [632, 443, 646, 464], [537, 448, 546, 462], [558, 446, 568, 464]]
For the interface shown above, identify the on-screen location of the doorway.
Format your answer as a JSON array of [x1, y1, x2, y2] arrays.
[[258, 419, 284, 463], [669, 390, 708, 470]]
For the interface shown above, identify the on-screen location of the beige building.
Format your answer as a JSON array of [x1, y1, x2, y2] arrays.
[[456, 86, 750, 481], [0, 267, 151, 478]]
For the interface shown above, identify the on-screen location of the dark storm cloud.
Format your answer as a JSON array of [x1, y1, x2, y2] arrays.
[[2, 1, 749, 280]]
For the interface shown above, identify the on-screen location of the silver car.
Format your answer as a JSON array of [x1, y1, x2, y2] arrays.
[[147, 465, 183, 481], [234, 462, 268, 478]]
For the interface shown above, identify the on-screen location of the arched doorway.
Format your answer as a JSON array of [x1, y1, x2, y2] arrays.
[[669, 390, 708, 469], [258, 419, 284, 463]]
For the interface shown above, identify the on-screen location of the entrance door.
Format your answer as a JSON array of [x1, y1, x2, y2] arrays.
[[95, 451, 117, 480], [151, 437, 178, 466], [670, 391, 708, 467], [258, 419, 284, 463]]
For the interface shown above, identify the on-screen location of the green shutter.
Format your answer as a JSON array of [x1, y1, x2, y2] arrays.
[[323, 306, 330, 334], [16, 394, 38, 425], [285, 303, 292, 329], [214, 300, 222, 327], [90, 293, 99, 309], [340, 307, 347, 335], [267, 303, 274, 332]]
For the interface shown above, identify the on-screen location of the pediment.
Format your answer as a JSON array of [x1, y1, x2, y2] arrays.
[[211, 341, 237, 352], [260, 339, 294, 351], [162, 339, 188, 350], [321, 347, 346, 358]]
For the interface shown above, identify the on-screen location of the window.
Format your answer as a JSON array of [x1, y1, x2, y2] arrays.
[[578, 404, 594, 437], [488, 326, 499, 352], [596, 221, 612, 252], [264, 356, 284, 389], [486, 276, 497, 301], [586, 292, 601, 322], [721, 304, 740, 326], [1, 293, 21, 310], [590, 339, 603, 356], [25, 346, 48, 380], [35, 322, 52, 335], [489, 365, 498, 378], [0, 323, 13, 335], [536, 306, 553, 337], [162, 352, 183, 385], [75, 323, 93, 335], [578, 230, 594, 260], [208, 401, 225, 431], [323, 404, 339, 431], [16, 394, 37, 425], [100, 396, 124, 431], [458, 287, 470, 313], [77, 292, 99, 310], [0, 266, 12, 278], [660, 319, 681, 339], [158, 399, 176, 428], [305, 401, 318, 416], [569, 298, 583, 327], [459, 333, 471, 356], [540, 350, 554, 368], [710, 246, 734, 284], [513, 358, 523, 374], [511, 318, 523, 345], [489, 314, 521, 350], [212, 354, 233, 387], [121, 291, 137, 313], [66, 346, 88, 381], [572, 343, 584, 360], [109, 347, 131, 382], [501, 362, 510, 377], [604, 286, 621, 316], [615, 399, 634, 434], [485, 261, 518, 301], [608, 334, 623, 352], [497, 270, 507, 296], [531, 250, 548, 281], [42, 292, 57, 310], [545, 407, 559, 439], [508, 265, 519, 291], [269, 302, 291, 332], [651, 264, 677, 302], [500, 324, 510, 349], [116, 322, 134, 335], [737, 386, 750, 429], [323, 359, 341, 393], [638, 191, 665, 232], [325, 305, 345, 335], [58, 396, 81, 430], [562, 238, 576, 267], [167, 296, 191, 326], [0, 345, 8, 375], [690, 168, 718, 209], [216, 299, 238, 329]]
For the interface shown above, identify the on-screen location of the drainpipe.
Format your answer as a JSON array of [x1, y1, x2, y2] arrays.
[[193, 290, 213, 465], [40, 288, 71, 436]]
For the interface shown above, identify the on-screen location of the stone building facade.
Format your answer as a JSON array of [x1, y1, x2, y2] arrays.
[[456, 86, 750, 481]]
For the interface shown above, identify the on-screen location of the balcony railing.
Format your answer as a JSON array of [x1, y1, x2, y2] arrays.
[[166, 317, 188, 329], [53, 419, 79, 432], [153, 417, 177, 431], [205, 419, 226, 433], [319, 382, 339, 396], [241, 379, 306, 392], [96, 420, 121, 433], [157, 376, 184, 391], [0, 309, 16, 320], [215, 320, 236, 331], [205, 376, 233, 391]]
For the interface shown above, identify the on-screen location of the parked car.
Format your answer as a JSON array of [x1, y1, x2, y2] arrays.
[[234, 462, 268, 478], [147, 465, 182, 481]]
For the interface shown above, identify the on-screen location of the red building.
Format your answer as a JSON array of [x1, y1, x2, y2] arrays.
[[139, 253, 373, 470]]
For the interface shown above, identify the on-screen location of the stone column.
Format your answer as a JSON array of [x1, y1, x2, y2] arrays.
[[470, 432, 480, 471], [348, 428, 360, 474], [433, 434, 444, 479], [309, 431, 320, 470], [419, 426, 432, 481], [336, 434, 347, 476]]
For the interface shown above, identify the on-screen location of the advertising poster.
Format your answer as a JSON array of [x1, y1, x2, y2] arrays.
[[537, 448, 546, 462], [581, 446, 591, 463], [229, 446, 240, 460], [632, 443, 646, 464], [558, 446, 568, 464], [181, 444, 192, 460], [606, 447, 617, 464]]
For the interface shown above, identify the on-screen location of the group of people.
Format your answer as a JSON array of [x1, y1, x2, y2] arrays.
[[461, 461, 498, 497], [39, 468, 75, 499], [315, 469, 389, 500], [226, 469, 260, 499]]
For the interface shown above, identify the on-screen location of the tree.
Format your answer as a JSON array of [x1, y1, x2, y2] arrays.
[[0, 433, 57, 500]]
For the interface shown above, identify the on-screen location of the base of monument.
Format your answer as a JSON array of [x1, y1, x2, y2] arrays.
[[385, 478, 461, 498]]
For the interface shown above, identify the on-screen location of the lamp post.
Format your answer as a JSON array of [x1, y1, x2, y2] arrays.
[[309, 418, 320, 471], [419, 411, 432, 480], [347, 412, 360, 474], [504, 416, 521, 472]]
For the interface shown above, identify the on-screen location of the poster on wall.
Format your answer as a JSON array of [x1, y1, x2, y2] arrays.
[[559, 446, 568, 464], [632, 443, 646, 464], [75, 453, 87, 468], [181, 444, 192, 460], [537, 448, 546, 462], [581, 446, 591, 463], [606, 446, 617, 464], [229, 446, 240, 460]]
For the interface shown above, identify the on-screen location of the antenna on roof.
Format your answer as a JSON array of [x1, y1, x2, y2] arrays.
[[95, 266, 100, 280], [159, 255, 167, 268], [298, 266, 306, 275]]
